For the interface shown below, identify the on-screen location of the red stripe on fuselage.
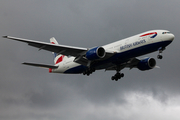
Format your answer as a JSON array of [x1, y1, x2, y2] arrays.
[[140, 32, 157, 37]]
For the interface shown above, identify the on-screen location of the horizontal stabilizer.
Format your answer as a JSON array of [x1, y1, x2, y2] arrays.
[[22, 62, 58, 69]]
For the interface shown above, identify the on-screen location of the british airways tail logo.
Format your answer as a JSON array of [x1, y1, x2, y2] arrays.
[[140, 32, 157, 38], [55, 55, 65, 64]]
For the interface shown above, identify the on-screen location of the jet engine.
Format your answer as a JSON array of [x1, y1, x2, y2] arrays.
[[86, 47, 106, 60], [137, 58, 156, 71]]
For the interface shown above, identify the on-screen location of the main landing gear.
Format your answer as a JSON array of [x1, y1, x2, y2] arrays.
[[157, 47, 166, 59], [111, 72, 124, 81], [83, 68, 95, 76]]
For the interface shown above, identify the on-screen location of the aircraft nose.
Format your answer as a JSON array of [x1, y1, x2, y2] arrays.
[[168, 34, 175, 41]]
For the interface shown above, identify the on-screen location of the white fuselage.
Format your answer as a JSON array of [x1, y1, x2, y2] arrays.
[[51, 30, 174, 74]]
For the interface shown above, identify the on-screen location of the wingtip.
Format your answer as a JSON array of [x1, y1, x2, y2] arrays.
[[22, 62, 30, 65], [2, 36, 8, 38]]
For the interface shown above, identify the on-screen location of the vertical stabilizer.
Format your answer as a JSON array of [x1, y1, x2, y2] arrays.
[[50, 37, 59, 44], [50, 37, 58, 58], [50, 37, 66, 64]]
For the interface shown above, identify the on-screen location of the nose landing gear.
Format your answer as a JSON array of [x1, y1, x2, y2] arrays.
[[157, 55, 163, 59], [157, 47, 165, 59]]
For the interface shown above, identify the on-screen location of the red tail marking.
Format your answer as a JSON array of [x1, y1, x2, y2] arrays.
[[51, 42, 55, 44], [55, 55, 65, 64]]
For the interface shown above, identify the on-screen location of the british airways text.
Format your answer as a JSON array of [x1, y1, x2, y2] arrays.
[[120, 40, 146, 50]]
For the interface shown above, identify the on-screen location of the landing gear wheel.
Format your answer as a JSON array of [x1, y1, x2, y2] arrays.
[[111, 72, 124, 81], [121, 73, 124, 78], [157, 55, 163, 59], [115, 73, 121, 78], [115, 78, 118, 81], [111, 76, 115, 80], [157, 47, 165, 59], [82, 67, 96, 76]]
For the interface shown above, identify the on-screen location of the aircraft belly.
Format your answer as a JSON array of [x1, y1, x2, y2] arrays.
[[55, 41, 172, 73], [64, 65, 87, 74], [93, 40, 172, 69]]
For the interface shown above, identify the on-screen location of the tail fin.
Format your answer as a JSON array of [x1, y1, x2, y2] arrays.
[[50, 37, 59, 58], [50, 37, 66, 64], [50, 37, 59, 44]]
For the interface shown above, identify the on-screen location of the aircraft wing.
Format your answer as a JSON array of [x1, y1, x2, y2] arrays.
[[105, 58, 140, 71], [3, 36, 88, 57]]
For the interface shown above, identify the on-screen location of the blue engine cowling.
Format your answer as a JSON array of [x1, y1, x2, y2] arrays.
[[86, 47, 106, 60], [137, 58, 156, 71]]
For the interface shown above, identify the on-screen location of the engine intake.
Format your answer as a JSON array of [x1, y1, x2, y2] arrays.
[[86, 47, 106, 60], [137, 58, 156, 71]]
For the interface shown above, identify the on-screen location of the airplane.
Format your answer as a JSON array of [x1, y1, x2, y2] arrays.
[[3, 30, 174, 81]]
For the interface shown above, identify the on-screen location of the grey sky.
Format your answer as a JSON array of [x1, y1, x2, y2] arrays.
[[0, 0, 180, 120]]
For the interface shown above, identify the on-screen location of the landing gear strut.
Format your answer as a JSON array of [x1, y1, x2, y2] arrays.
[[111, 72, 124, 81], [157, 47, 165, 59]]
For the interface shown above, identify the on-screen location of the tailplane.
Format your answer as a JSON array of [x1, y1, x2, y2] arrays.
[[22, 62, 58, 73], [21, 37, 66, 73], [22, 62, 58, 69]]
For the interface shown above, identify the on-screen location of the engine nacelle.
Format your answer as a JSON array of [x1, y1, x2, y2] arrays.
[[137, 58, 156, 71], [86, 47, 106, 60]]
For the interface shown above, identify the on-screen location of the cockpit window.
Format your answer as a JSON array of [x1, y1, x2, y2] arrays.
[[162, 32, 171, 34]]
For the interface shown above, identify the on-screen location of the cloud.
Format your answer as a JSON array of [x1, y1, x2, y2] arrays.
[[1, 92, 180, 120]]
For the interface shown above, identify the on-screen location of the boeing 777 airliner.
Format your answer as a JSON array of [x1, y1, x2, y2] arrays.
[[3, 30, 174, 81]]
